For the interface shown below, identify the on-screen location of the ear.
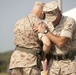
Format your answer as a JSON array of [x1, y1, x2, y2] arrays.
[[42, 13, 45, 20]]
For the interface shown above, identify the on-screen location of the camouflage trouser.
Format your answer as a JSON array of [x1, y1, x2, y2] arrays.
[[48, 59, 76, 75], [49, 71, 76, 75], [10, 66, 41, 75]]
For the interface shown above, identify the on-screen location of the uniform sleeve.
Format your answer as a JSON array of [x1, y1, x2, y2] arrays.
[[60, 17, 75, 39], [38, 33, 45, 40]]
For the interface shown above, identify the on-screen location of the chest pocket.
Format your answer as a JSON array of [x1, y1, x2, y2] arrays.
[[52, 24, 63, 36]]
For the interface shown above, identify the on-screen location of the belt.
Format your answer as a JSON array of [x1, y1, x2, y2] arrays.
[[51, 54, 68, 60], [15, 46, 41, 57], [51, 50, 76, 60], [15, 46, 43, 70]]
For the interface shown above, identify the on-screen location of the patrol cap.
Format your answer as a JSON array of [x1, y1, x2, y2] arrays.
[[34, 1, 45, 8], [43, 1, 59, 22]]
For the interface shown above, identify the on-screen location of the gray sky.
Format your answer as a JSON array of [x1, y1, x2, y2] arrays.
[[0, 0, 76, 53]]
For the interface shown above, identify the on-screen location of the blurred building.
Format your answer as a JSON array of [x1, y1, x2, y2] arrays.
[[63, 8, 76, 21]]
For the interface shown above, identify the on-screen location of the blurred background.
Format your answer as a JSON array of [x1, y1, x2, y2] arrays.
[[0, 0, 76, 75]]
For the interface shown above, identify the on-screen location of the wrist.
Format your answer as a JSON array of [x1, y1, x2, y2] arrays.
[[43, 30, 48, 34]]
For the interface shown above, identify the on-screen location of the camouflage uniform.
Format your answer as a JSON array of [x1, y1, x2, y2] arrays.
[[43, 1, 76, 75], [9, 2, 45, 75]]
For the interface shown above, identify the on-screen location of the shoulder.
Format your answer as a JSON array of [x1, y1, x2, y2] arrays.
[[62, 16, 75, 29], [63, 16, 75, 24], [60, 16, 76, 39], [15, 16, 28, 26], [14, 16, 28, 32]]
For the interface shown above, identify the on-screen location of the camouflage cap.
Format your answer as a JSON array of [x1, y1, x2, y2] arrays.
[[34, 1, 45, 8], [43, 1, 59, 22]]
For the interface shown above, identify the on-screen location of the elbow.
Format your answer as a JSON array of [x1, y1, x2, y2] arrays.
[[47, 42, 51, 47]]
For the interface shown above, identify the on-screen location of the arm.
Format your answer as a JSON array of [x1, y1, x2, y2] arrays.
[[43, 17, 75, 48], [41, 35, 51, 54], [34, 18, 75, 48], [45, 32, 69, 48], [38, 33, 51, 54], [35, 25, 68, 48]]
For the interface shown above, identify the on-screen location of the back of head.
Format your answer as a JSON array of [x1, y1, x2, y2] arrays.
[[32, 1, 45, 18], [34, 1, 45, 8]]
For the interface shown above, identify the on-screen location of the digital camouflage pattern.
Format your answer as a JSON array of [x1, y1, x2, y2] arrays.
[[14, 14, 42, 49], [46, 12, 76, 75], [46, 16, 76, 55], [9, 13, 44, 70], [11, 66, 41, 75], [43, 1, 76, 75]]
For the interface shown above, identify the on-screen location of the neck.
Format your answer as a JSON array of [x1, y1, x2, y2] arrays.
[[31, 10, 40, 18]]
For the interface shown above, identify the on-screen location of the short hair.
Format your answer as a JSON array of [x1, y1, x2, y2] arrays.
[[34, 1, 45, 8]]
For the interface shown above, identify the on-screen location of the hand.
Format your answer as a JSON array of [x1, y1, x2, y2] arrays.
[[42, 71, 48, 75], [33, 25, 47, 33]]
